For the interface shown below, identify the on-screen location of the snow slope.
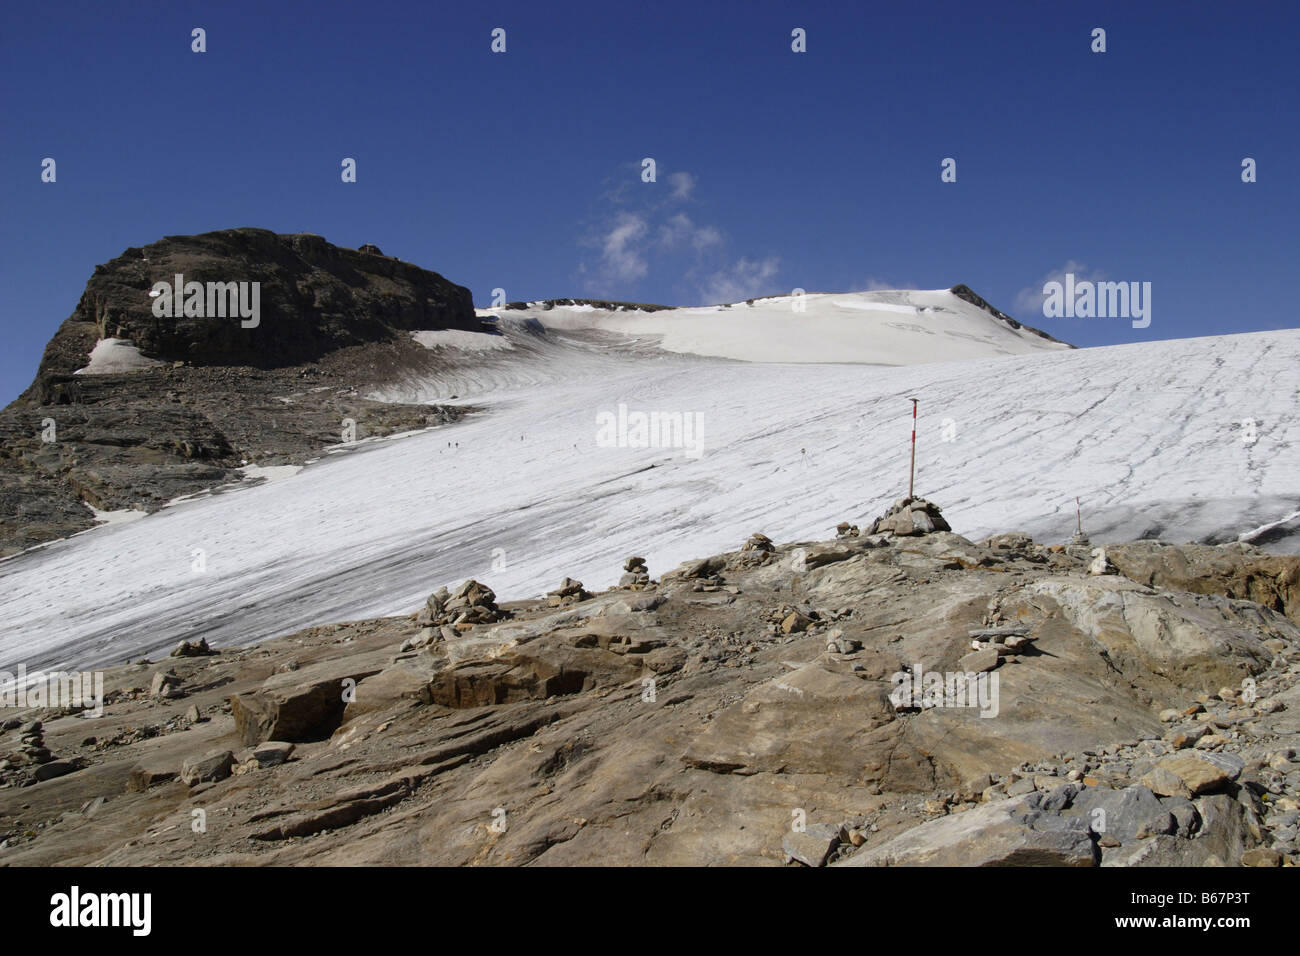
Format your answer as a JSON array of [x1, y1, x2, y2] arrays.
[[2, 310, 1297, 673], [499, 289, 1071, 364]]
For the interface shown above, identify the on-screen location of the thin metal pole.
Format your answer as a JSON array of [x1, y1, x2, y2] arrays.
[[908, 398, 919, 498], [1076, 497, 1082, 535]]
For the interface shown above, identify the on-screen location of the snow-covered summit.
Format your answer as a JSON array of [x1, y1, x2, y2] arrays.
[[480, 287, 1071, 365]]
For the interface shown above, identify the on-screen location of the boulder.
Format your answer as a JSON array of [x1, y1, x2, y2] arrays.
[[234, 741, 296, 774], [783, 823, 843, 866], [229, 656, 387, 745], [958, 647, 1000, 674], [1064, 786, 1175, 843], [126, 764, 178, 792], [150, 671, 182, 699], [839, 793, 1096, 867], [1142, 751, 1243, 797], [179, 749, 235, 786], [33, 760, 82, 783]]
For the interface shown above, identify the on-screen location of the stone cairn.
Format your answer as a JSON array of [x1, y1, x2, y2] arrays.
[[960, 626, 1040, 674], [732, 532, 779, 570], [836, 521, 860, 538], [170, 637, 215, 658], [619, 556, 651, 589], [865, 496, 951, 536], [547, 577, 592, 607], [1, 720, 49, 771], [407, 580, 502, 650]]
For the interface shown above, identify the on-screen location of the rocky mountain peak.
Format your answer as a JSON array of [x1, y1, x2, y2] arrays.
[[27, 227, 477, 390]]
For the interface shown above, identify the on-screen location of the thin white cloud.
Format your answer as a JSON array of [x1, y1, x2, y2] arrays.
[[700, 256, 781, 304], [658, 213, 722, 251], [1015, 260, 1106, 315], [667, 171, 696, 200], [598, 212, 649, 284], [578, 164, 776, 302]]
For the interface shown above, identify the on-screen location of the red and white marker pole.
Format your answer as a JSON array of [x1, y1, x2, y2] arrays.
[[908, 398, 919, 499]]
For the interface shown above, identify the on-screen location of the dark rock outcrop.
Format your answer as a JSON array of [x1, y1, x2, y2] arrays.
[[0, 230, 478, 556], [27, 228, 477, 382], [949, 283, 1074, 347]]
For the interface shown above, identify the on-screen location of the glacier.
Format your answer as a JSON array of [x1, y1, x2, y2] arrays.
[[2, 292, 1297, 673]]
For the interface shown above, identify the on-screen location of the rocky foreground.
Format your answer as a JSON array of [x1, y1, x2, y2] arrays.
[[3, 499, 1300, 866]]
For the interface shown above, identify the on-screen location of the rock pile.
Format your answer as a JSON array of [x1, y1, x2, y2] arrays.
[[866, 497, 951, 536], [961, 626, 1038, 672], [412, 580, 502, 647], [170, 638, 215, 658], [0, 721, 83, 786], [836, 521, 860, 538], [546, 577, 592, 607], [619, 556, 651, 589], [743, 532, 775, 553]]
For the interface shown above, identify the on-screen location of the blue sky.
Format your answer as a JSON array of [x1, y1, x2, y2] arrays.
[[1, 0, 1296, 404]]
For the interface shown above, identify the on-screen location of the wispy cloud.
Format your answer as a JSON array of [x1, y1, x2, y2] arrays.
[[1014, 260, 1106, 315], [667, 171, 696, 200], [597, 212, 650, 284], [577, 164, 780, 303], [658, 213, 721, 251], [700, 256, 781, 304]]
